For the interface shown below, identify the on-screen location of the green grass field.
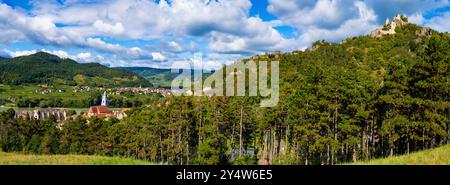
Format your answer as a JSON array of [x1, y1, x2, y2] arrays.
[[1, 146, 448, 165], [352, 145, 450, 165], [0, 152, 153, 165]]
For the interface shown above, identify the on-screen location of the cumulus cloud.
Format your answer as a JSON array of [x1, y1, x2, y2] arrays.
[[1, 0, 450, 68], [151, 52, 167, 61], [268, 0, 359, 30], [93, 20, 124, 35], [267, 0, 378, 48], [1, 48, 71, 59], [424, 11, 450, 32], [0, 0, 298, 66], [365, 0, 449, 23], [1, 49, 38, 58], [298, 1, 378, 48]]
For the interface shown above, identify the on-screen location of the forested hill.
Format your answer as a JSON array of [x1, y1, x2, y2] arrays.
[[120, 21, 449, 165], [0, 52, 152, 87]]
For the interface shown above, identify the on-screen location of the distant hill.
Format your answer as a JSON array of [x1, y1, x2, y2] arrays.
[[118, 67, 211, 88], [0, 52, 152, 87]]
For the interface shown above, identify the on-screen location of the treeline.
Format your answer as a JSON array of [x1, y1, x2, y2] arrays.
[[0, 24, 448, 165]]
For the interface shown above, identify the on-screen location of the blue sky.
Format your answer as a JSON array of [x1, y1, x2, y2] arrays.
[[0, 0, 449, 69]]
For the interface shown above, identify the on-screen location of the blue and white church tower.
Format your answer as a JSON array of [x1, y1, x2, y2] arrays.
[[101, 91, 109, 107]]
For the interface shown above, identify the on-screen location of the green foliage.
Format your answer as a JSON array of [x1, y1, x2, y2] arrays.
[[232, 155, 257, 165]]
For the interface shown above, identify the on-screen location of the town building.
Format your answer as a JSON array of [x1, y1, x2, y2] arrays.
[[16, 109, 75, 122], [83, 91, 127, 120]]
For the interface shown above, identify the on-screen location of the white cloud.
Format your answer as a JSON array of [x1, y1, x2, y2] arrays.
[[408, 12, 426, 25], [86, 38, 123, 52], [1, 0, 450, 68], [75, 52, 92, 61], [93, 20, 124, 35], [268, 0, 359, 30], [41, 49, 70, 59], [2, 49, 70, 59], [365, 0, 449, 23], [18, 1, 295, 51], [151, 52, 167, 61], [425, 12, 450, 32], [2, 49, 38, 58], [208, 16, 298, 53], [268, 1, 378, 49]]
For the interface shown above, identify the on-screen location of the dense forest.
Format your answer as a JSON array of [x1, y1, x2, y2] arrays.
[[0, 23, 448, 165], [0, 52, 151, 87]]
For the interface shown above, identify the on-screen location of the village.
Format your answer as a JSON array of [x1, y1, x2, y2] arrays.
[[14, 92, 128, 123]]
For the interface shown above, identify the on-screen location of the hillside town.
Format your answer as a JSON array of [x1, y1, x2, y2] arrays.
[[73, 86, 173, 96]]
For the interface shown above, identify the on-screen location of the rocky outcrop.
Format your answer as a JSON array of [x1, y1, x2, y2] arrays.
[[370, 15, 408, 38], [416, 27, 433, 37]]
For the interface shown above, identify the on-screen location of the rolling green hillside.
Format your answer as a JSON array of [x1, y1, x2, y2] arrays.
[[118, 67, 211, 87], [0, 52, 151, 87], [351, 145, 450, 165], [117, 67, 176, 87], [0, 151, 153, 165]]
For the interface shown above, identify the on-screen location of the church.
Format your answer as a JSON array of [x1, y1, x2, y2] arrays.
[[83, 92, 114, 119]]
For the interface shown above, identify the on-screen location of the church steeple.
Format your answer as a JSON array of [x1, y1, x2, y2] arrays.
[[101, 91, 109, 107]]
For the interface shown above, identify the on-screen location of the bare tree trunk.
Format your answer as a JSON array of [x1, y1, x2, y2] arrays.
[[186, 127, 189, 165], [305, 152, 308, 165], [407, 138, 410, 154], [422, 128, 425, 149], [285, 125, 289, 155], [178, 126, 182, 164], [159, 133, 163, 163], [447, 128, 450, 145], [333, 105, 338, 164], [327, 144, 330, 165], [230, 122, 235, 159], [239, 105, 243, 157]]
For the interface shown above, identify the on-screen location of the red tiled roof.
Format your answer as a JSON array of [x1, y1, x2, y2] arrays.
[[89, 106, 110, 114]]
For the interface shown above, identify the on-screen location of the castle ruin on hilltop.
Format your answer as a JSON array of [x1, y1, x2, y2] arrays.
[[370, 15, 409, 38]]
